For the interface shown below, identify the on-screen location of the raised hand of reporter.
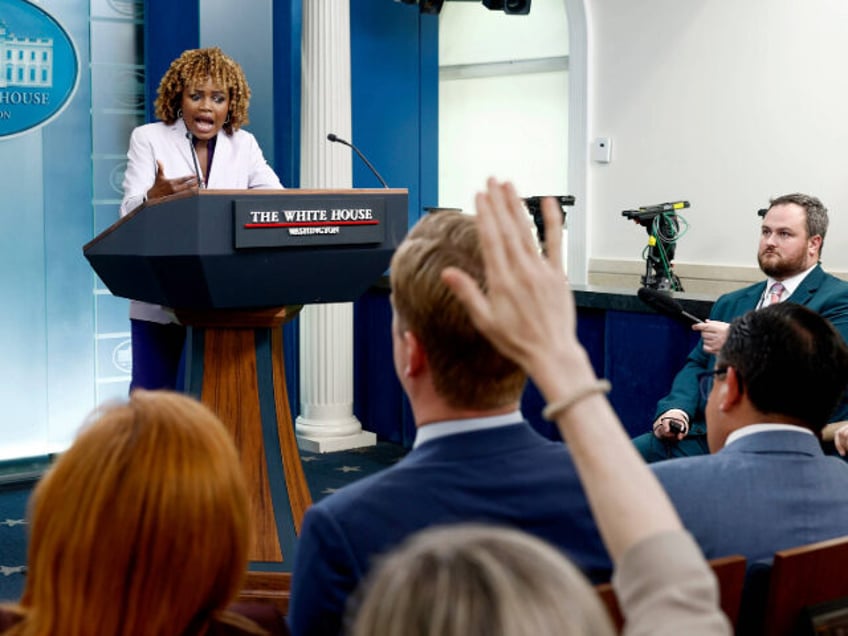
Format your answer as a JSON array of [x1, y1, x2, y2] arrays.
[[442, 177, 682, 554], [145, 160, 199, 201], [440, 178, 591, 396]]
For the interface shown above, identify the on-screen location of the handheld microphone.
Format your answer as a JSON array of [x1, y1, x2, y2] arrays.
[[637, 287, 704, 325], [327, 133, 389, 188], [185, 131, 205, 189]]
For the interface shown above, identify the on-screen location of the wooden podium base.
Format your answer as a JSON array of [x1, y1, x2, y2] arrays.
[[177, 306, 310, 610]]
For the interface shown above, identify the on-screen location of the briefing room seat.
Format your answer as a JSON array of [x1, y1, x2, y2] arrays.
[[595, 553, 747, 633], [756, 535, 848, 636]]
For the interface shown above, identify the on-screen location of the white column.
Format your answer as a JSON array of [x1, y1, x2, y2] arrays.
[[296, 0, 376, 453]]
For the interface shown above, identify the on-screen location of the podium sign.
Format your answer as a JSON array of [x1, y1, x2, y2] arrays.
[[83, 188, 409, 309], [233, 196, 386, 248]]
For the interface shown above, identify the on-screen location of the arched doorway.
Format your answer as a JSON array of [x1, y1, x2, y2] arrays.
[[437, 0, 588, 281]]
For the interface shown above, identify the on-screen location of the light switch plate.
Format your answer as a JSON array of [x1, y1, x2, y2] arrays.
[[592, 137, 612, 163]]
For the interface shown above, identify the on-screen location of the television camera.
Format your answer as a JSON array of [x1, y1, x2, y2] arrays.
[[622, 201, 690, 291], [523, 195, 575, 248]]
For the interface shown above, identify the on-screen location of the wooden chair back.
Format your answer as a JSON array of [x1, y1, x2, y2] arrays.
[[595, 581, 625, 631], [237, 571, 292, 615], [595, 553, 746, 633], [763, 535, 848, 636]]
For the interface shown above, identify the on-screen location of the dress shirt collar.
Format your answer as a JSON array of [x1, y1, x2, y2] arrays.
[[725, 422, 814, 447], [413, 410, 524, 449], [759, 263, 817, 307]]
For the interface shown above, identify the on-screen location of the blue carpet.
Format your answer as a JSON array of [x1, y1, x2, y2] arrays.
[[0, 442, 407, 604]]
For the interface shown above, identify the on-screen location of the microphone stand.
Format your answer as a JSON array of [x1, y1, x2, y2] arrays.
[[186, 131, 205, 189], [326, 133, 389, 188]]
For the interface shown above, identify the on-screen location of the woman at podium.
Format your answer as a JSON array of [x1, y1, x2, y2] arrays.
[[119, 47, 283, 391]]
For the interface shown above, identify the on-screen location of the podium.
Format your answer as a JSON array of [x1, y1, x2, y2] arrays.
[[84, 188, 408, 605]]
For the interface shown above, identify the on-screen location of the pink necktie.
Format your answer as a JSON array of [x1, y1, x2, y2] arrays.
[[768, 282, 785, 306]]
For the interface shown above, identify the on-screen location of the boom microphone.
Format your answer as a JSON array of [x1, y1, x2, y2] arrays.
[[637, 287, 704, 325], [326, 133, 389, 188]]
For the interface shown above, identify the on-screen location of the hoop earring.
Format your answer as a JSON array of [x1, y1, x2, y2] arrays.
[[177, 108, 183, 119], [224, 112, 231, 125]]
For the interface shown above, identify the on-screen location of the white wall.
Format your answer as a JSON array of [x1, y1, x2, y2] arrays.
[[586, 0, 848, 274], [439, 72, 569, 211], [438, 1, 569, 216]]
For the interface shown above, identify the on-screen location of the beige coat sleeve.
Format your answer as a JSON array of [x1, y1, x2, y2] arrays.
[[614, 530, 731, 636]]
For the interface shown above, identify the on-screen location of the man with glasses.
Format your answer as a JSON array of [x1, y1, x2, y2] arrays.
[[633, 193, 848, 462], [651, 302, 848, 562]]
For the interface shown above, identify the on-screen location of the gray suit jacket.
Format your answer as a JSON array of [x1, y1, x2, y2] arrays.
[[652, 429, 848, 562]]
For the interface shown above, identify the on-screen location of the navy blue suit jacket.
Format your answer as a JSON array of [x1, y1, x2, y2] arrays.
[[652, 430, 848, 562], [655, 265, 848, 435], [288, 422, 609, 636]]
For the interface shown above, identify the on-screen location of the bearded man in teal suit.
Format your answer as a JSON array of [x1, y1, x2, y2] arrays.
[[634, 193, 848, 462]]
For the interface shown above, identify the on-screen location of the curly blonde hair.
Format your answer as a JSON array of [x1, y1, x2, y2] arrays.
[[154, 47, 250, 135]]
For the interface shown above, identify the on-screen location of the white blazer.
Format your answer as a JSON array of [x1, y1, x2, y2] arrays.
[[120, 118, 284, 322]]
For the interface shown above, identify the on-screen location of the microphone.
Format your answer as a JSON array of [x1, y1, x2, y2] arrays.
[[637, 287, 704, 325], [185, 131, 205, 189], [327, 133, 389, 188]]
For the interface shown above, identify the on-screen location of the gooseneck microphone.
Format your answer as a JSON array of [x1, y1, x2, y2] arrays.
[[637, 287, 704, 325], [185, 131, 205, 189], [326, 133, 389, 188]]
